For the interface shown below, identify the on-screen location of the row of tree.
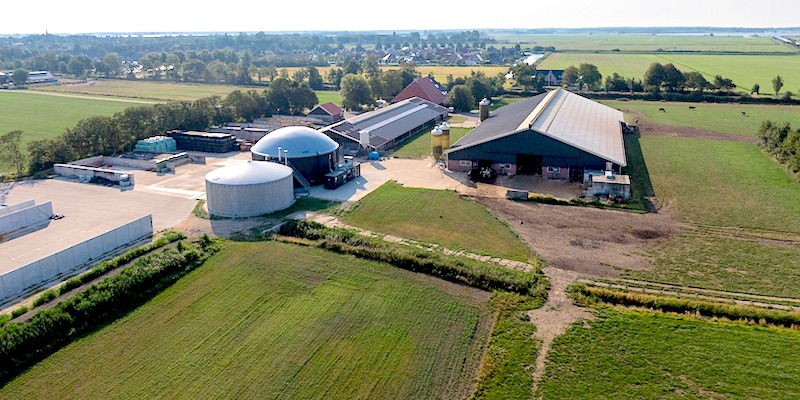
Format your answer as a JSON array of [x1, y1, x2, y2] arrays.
[[18, 80, 317, 174], [758, 120, 800, 174]]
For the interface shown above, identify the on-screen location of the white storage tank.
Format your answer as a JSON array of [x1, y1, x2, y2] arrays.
[[204, 161, 294, 218]]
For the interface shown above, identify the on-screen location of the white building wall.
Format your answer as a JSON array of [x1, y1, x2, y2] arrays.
[[0, 215, 153, 306]]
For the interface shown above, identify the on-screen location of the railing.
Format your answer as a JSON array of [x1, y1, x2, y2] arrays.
[[284, 159, 311, 197]]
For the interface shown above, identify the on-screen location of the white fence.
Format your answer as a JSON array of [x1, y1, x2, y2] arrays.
[[0, 214, 153, 306]]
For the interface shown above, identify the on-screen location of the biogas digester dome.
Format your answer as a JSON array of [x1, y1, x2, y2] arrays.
[[251, 126, 339, 185], [205, 161, 294, 218]]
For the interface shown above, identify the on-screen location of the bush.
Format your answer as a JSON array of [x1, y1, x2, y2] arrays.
[[32, 290, 58, 307], [10, 307, 28, 319]]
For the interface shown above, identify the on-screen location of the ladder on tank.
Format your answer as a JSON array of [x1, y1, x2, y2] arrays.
[[285, 160, 311, 197]]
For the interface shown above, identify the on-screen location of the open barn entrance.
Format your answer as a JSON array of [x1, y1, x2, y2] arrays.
[[516, 154, 543, 175]]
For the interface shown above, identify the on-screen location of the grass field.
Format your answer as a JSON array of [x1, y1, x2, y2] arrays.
[[315, 90, 342, 105], [33, 80, 250, 102], [0, 91, 136, 174], [626, 232, 800, 298], [537, 309, 800, 399], [640, 136, 800, 232], [603, 100, 800, 136], [389, 126, 471, 158], [341, 181, 533, 262], [493, 34, 795, 53], [0, 241, 492, 399], [538, 53, 800, 93]]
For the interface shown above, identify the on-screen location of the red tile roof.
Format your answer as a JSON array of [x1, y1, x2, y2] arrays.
[[391, 77, 447, 105], [315, 102, 344, 116]]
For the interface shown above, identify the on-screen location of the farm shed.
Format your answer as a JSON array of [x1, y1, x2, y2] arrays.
[[445, 88, 627, 182], [308, 102, 345, 123], [320, 97, 449, 153], [587, 174, 631, 200], [251, 126, 339, 185], [169, 130, 237, 153], [391, 77, 447, 105], [536, 70, 564, 86], [205, 161, 295, 218]]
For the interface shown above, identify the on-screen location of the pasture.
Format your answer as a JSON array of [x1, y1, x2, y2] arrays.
[[537, 309, 800, 399], [0, 91, 135, 174], [538, 53, 800, 93], [0, 241, 492, 399], [389, 126, 470, 158], [32, 80, 247, 102], [492, 34, 795, 53], [640, 136, 800, 232], [603, 100, 800, 137], [341, 181, 534, 262]]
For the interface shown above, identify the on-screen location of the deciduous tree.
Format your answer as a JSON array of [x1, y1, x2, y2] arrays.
[[340, 74, 373, 111], [445, 84, 474, 112], [772, 75, 784, 96], [0, 130, 25, 178]]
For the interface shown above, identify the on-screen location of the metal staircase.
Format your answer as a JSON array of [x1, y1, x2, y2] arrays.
[[285, 160, 311, 197]]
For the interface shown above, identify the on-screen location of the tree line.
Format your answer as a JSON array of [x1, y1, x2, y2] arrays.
[[759, 120, 800, 175], [5, 80, 318, 176]]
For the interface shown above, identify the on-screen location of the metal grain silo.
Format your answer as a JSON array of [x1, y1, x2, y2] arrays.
[[204, 161, 294, 218]]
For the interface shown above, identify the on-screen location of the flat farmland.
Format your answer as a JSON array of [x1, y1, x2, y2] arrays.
[[602, 100, 800, 137], [33, 80, 249, 102], [492, 34, 794, 53], [0, 91, 135, 174], [0, 241, 492, 399], [341, 181, 534, 262], [538, 53, 800, 91], [640, 136, 800, 233], [538, 310, 800, 399]]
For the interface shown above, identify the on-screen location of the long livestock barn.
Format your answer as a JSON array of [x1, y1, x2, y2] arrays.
[[320, 97, 448, 153], [445, 89, 627, 182]]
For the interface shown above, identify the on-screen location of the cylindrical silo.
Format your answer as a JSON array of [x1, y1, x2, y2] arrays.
[[479, 98, 491, 122], [250, 126, 339, 185], [431, 126, 443, 160], [440, 122, 450, 150], [204, 160, 294, 218]]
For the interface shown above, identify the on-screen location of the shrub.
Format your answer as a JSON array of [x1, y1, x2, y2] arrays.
[[32, 290, 58, 307], [10, 307, 28, 319]]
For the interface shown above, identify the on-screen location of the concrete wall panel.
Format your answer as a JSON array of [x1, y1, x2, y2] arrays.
[[0, 200, 36, 217], [0, 202, 52, 236]]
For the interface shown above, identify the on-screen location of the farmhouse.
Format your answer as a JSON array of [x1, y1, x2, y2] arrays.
[[536, 69, 564, 86], [445, 88, 627, 182], [391, 77, 447, 105], [308, 102, 345, 123], [320, 97, 448, 153]]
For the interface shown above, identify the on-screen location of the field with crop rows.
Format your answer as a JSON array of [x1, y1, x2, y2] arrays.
[[492, 34, 795, 53], [602, 100, 800, 136], [32, 80, 249, 102], [0, 242, 492, 399], [537, 309, 800, 399], [342, 181, 533, 262], [538, 53, 800, 92]]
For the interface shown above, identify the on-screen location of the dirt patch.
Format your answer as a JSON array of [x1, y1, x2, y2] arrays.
[[171, 214, 279, 240], [630, 110, 758, 143], [475, 198, 681, 277]]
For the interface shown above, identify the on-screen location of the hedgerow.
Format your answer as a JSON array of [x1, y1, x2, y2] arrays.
[[0, 235, 223, 384]]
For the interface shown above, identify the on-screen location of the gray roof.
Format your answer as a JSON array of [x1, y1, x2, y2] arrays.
[[251, 126, 339, 158], [446, 89, 626, 166], [321, 97, 448, 148]]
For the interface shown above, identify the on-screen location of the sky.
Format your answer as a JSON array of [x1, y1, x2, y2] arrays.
[[2, 0, 798, 35]]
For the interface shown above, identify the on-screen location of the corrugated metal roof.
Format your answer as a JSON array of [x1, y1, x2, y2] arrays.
[[445, 89, 626, 166], [321, 97, 448, 148]]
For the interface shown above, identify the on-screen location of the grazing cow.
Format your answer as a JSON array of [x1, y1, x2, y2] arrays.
[[742, 111, 747, 116], [689, 106, 696, 110], [658, 108, 666, 112]]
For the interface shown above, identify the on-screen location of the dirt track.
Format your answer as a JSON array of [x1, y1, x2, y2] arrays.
[[631, 110, 759, 143]]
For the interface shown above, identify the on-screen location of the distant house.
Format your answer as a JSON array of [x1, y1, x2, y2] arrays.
[[391, 77, 447, 105], [308, 102, 345, 124], [536, 70, 564, 86], [0, 72, 9, 86]]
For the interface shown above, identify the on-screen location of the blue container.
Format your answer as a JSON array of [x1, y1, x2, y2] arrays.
[[368, 151, 380, 160]]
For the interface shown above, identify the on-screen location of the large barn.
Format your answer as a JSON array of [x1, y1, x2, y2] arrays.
[[320, 97, 448, 153], [444, 89, 627, 182], [391, 77, 447, 105]]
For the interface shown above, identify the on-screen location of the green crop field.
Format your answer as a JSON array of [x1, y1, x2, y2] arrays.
[[0, 241, 491, 399], [0, 91, 135, 174], [640, 136, 800, 232], [537, 309, 800, 399], [389, 126, 470, 158], [493, 34, 795, 53], [603, 100, 800, 137], [626, 232, 800, 298], [538, 53, 800, 93], [314, 90, 342, 105], [341, 181, 534, 262]]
